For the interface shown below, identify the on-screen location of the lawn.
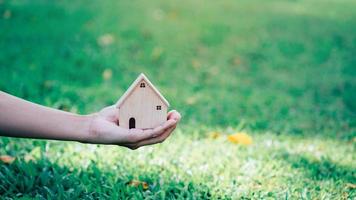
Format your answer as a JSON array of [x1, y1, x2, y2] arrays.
[[0, 0, 355, 199]]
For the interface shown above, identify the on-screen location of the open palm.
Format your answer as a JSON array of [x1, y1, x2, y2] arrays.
[[87, 105, 181, 149]]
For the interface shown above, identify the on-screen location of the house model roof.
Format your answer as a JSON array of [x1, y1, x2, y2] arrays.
[[116, 73, 170, 108]]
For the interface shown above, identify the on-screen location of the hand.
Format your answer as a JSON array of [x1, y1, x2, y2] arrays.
[[86, 105, 181, 149], [0, 92, 181, 145]]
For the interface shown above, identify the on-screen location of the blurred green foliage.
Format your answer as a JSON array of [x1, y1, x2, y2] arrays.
[[1, 0, 355, 137], [0, 0, 355, 199]]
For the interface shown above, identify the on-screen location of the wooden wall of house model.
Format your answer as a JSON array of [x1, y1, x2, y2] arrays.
[[116, 73, 170, 129]]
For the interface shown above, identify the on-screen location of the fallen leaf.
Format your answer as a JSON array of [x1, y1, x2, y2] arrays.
[[228, 132, 253, 145], [127, 180, 149, 190], [97, 34, 115, 47], [0, 155, 15, 164], [142, 182, 149, 190], [102, 69, 113, 80]]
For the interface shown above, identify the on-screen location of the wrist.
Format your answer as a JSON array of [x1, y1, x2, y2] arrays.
[[76, 113, 97, 143]]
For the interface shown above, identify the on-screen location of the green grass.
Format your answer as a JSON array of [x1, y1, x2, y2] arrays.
[[0, 0, 355, 199]]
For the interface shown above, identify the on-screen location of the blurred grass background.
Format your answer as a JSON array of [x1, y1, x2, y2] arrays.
[[0, 0, 355, 199]]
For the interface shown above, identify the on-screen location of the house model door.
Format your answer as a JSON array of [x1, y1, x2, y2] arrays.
[[129, 117, 136, 129]]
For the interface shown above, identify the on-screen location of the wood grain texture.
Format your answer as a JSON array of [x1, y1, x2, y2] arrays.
[[116, 73, 169, 107], [118, 79, 168, 129]]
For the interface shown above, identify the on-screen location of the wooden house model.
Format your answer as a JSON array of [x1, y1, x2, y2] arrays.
[[116, 73, 170, 129]]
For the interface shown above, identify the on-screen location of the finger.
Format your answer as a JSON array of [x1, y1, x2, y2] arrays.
[[150, 119, 176, 137], [125, 119, 177, 143], [126, 125, 176, 149], [167, 110, 181, 122], [135, 125, 177, 147]]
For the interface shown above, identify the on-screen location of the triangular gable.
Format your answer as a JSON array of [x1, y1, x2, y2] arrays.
[[116, 73, 170, 108]]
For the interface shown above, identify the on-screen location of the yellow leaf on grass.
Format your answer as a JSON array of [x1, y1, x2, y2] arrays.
[[142, 182, 149, 190], [0, 155, 15, 164], [128, 180, 149, 190], [228, 132, 253, 145]]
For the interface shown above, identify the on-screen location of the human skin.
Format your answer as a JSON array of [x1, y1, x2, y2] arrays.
[[0, 91, 181, 149]]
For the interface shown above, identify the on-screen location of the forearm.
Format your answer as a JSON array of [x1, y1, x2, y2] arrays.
[[0, 92, 92, 142]]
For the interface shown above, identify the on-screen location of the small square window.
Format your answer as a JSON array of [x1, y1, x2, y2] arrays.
[[156, 105, 161, 110], [140, 82, 145, 88]]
